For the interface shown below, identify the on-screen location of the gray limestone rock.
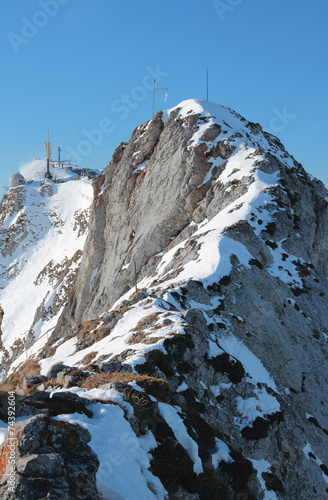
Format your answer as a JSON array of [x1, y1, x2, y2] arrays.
[[16, 452, 65, 477], [54, 109, 228, 333], [46, 364, 72, 379], [0, 414, 99, 499], [98, 360, 133, 373]]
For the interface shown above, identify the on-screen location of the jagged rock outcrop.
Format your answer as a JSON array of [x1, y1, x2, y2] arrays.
[[0, 413, 99, 499], [0, 187, 28, 260]]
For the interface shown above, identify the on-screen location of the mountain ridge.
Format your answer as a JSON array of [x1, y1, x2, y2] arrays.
[[54, 99, 327, 330], [0, 99, 327, 499]]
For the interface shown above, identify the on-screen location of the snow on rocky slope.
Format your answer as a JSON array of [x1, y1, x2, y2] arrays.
[[0, 100, 328, 499], [0, 160, 94, 375]]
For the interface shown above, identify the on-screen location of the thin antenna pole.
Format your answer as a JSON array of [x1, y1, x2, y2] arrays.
[[44, 126, 52, 179], [152, 79, 169, 118], [46, 126, 50, 178], [152, 79, 156, 118], [207, 67, 209, 101]]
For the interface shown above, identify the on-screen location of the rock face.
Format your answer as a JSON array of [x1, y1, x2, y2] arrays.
[[56, 101, 328, 332], [1, 99, 328, 499], [0, 414, 99, 499]]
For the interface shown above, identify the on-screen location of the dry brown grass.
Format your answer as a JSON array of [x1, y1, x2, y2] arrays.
[[143, 336, 165, 345], [34, 250, 82, 288], [129, 331, 165, 345], [64, 302, 136, 352], [73, 208, 90, 237], [12, 338, 23, 347], [39, 340, 58, 359], [119, 386, 149, 407], [76, 319, 102, 341], [132, 313, 160, 332], [80, 351, 98, 366], [62, 317, 108, 351], [11, 338, 23, 354], [110, 305, 132, 318], [0, 359, 40, 392], [79, 372, 135, 389], [95, 325, 112, 340], [79, 372, 170, 401], [44, 346, 57, 358]]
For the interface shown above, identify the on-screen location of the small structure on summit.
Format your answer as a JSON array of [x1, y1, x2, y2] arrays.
[[9, 173, 25, 188]]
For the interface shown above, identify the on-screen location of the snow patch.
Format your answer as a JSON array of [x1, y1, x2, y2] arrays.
[[158, 402, 203, 474], [235, 387, 280, 429], [218, 334, 278, 391], [303, 442, 328, 485], [207, 339, 224, 359], [210, 438, 234, 468], [251, 459, 278, 500], [176, 382, 189, 393], [57, 404, 167, 500]]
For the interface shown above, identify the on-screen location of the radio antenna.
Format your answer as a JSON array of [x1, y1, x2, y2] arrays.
[[207, 67, 209, 101], [152, 79, 169, 118]]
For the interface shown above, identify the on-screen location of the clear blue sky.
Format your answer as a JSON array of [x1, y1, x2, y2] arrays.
[[1, 0, 327, 195]]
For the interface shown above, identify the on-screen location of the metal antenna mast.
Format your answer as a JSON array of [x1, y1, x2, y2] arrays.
[[44, 126, 52, 179], [152, 79, 169, 118], [207, 67, 209, 101], [58, 146, 62, 168]]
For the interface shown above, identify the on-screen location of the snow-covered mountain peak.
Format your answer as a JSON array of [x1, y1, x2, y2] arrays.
[[20, 158, 76, 183], [0, 101, 328, 500], [162, 98, 295, 170], [63, 96, 326, 325], [19, 158, 99, 183], [163, 98, 247, 130]]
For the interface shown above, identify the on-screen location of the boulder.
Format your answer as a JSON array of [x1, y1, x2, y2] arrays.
[[0, 414, 99, 499], [46, 364, 72, 379], [99, 360, 133, 373]]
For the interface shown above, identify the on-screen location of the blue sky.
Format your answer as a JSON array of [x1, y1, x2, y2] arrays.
[[1, 0, 327, 194]]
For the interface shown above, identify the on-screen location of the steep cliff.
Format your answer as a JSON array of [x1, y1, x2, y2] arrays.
[[56, 100, 328, 328], [1, 100, 328, 499]]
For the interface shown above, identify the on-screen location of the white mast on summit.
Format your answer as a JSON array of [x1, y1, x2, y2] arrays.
[[44, 126, 52, 179]]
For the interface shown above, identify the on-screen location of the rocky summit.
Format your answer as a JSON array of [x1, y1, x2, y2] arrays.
[[0, 99, 327, 499]]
